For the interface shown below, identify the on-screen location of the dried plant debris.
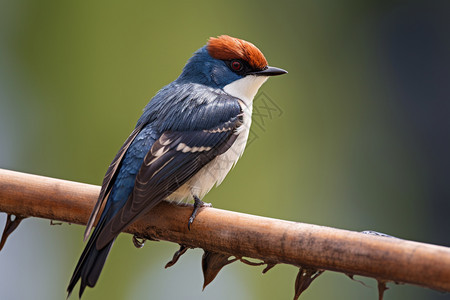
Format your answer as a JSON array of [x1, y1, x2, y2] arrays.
[[202, 250, 238, 290], [0, 214, 26, 251], [239, 257, 265, 266], [346, 274, 392, 299], [165, 244, 189, 268], [361, 230, 397, 239], [239, 258, 276, 274], [377, 280, 389, 300], [262, 262, 276, 274], [346, 274, 370, 288], [293, 267, 324, 300]]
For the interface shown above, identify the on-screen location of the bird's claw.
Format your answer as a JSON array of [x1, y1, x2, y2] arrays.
[[188, 217, 194, 231], [132, 235, 147, 248], [187, 196, 212, 230]]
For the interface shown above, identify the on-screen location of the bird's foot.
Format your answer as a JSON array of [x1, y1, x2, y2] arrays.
[[188, 196, 212, 230], [132, 234, 147, 248]]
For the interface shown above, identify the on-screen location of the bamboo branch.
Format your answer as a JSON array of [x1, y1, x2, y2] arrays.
[[0, 168, 449, 293]]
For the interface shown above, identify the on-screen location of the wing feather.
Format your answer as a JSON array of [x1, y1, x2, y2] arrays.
[[84, 124, 145, 241], [96, 114, 243, 248]]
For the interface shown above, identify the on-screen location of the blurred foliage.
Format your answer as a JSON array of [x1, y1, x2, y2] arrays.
[[1, 0, 450, 299]]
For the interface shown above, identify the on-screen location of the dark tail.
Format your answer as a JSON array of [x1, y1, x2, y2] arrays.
[[67, 216, 115, 299]]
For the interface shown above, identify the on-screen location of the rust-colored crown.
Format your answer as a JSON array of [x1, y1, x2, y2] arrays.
[[207, 35, 268, 70]]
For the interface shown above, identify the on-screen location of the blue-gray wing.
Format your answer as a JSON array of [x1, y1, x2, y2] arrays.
[[84, 123, 145, 240], [96, 110, 243, 248]]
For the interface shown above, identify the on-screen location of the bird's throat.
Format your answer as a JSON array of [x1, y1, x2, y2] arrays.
[[223, 75, 268, 105]]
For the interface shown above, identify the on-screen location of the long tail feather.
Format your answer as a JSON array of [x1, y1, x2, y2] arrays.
[[67, 216, 115, 299]]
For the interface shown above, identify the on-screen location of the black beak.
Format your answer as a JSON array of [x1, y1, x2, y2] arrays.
[[249, 66, 288, 76]]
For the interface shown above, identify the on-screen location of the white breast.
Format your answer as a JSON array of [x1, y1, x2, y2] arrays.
[[166, 75, 269, 202]]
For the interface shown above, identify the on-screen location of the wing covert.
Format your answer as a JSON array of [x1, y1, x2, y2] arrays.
[[96, 113, 243, 248]]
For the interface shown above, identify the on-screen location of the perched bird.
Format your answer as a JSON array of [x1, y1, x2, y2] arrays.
[[67, 35, 287, 298]]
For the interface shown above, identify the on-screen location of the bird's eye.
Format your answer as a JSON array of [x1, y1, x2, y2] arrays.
[[230, 60, 243, 72]]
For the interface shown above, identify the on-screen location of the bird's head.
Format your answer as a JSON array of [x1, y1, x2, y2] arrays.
[[177, 35, 287, 102]]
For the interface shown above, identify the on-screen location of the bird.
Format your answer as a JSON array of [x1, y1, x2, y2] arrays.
[[67, 35, 287, 298]]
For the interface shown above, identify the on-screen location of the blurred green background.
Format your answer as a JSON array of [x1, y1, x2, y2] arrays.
[[1, 0, 449, 299]]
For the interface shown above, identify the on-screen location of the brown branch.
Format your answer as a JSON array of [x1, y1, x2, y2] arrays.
[[0, 168, 450, 292]]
